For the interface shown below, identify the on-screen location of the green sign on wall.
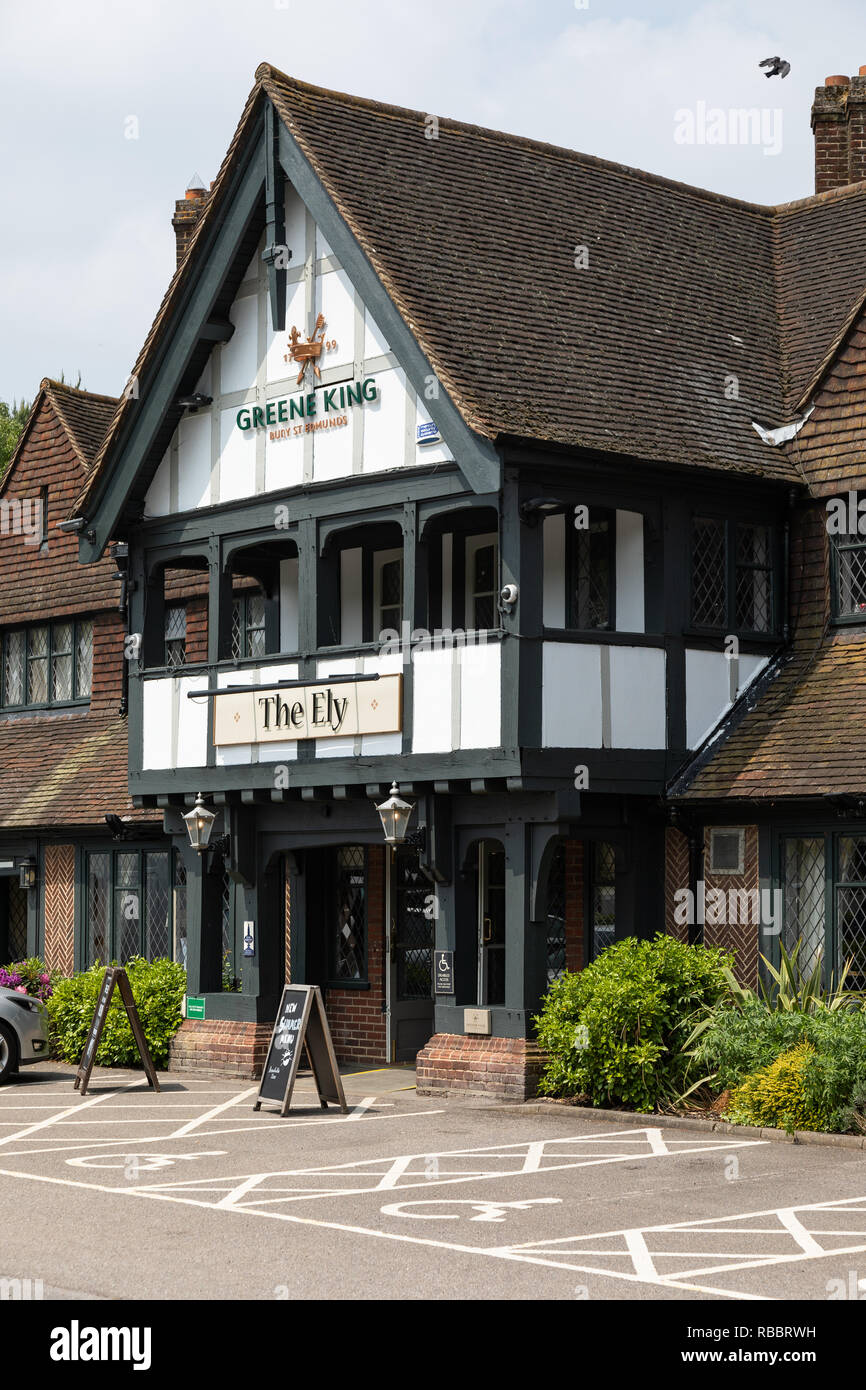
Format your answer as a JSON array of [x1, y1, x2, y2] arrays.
[[186, 996, 206, 1021]]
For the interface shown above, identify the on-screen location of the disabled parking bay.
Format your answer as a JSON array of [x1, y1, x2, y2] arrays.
[[1, 1060, 866, 1302]]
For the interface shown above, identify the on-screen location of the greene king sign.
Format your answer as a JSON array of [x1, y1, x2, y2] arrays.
[[235, 377, 378, 438], [214, 674, 401, 746]]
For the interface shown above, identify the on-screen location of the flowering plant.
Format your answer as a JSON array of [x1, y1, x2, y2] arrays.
[[0, 958, 57, 1001]]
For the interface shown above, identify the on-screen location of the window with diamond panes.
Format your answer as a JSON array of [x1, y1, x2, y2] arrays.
[[471, 544, 497, 630], [692, 518, 774, 633], [591, 842, 616, 959], [836, 837, 866, 991], [545, 843, 567, 983], [6, 881, 28, 960], [394, 850, 432, 1000], [231, 593, 267, 660], [782, 838, 826, 978], [85, 848, 184, 967], [833, 536, 866, 621], [1, 619, 93, 709], [164, 606, 186, 668], [568, 515, 612, 630], [333, 846, 367, 981]]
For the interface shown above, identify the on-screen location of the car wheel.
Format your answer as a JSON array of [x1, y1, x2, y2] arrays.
[[0, 1022, 18, 1084]]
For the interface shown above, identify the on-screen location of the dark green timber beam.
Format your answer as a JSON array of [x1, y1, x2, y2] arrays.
[[78, 121, 267, 563]]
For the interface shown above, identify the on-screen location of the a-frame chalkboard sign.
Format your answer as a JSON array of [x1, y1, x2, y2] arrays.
[[74, 967, 160, 1096], [254, 984, 348, 1116]]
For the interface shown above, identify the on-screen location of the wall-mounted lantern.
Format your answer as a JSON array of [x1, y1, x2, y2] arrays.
[[375, 782, 416, 846], [183, 793, 218, 853], [18, 859, 37, 891]]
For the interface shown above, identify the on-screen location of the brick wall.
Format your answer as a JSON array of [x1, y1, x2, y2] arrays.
[[664, 826, 690, 943], [169, 1020, 273, 1078], [322, 846, 387, 1064], [702, 825, 760, 987], [43, 843, 75, 975], [416, 1035, 544, 1100]]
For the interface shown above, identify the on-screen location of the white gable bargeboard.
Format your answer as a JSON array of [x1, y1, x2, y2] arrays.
[[144, 186, 453, 518]]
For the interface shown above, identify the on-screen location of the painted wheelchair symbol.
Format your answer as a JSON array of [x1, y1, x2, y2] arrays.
[[380, 1197, 561, 1222]]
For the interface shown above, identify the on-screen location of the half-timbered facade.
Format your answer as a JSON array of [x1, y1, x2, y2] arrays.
[[64, 64, 866, 1093]]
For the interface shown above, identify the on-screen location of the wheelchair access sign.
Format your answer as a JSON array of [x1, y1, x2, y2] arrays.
[[434, 951, 454, 995]]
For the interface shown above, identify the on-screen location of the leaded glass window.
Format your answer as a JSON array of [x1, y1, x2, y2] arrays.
[[334, 846, 367, 981], [164, 606, 186, 669], [570, 518, 612, 630], [546, 843, 567, 983], [231, 593, 267, 660], [471, 544, 497, 630], [692, 517, 774, 633], [833, 537, 866, 621], [394, 850, 432, 1001], [1, 619, 94, 708], [591, 842, 616, 959], [735, 525, 772, 633], [691, 518, 726, 627], [85, 847, 185, 968], [87, 852, 110, 965], [783, 838, 826, 979]]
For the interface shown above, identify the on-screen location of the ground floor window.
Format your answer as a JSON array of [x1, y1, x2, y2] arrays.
[[782, 833, 866, 989], [590, 842, 616, 959], [85, 847, 187, 967], [333, 846, 368, 981], [546, 843, 566, 984]]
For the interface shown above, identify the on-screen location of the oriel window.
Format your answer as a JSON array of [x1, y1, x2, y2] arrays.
[[691, 517, 774, 634], [164, 605, 187, 669], [566, 512, 613, 630]]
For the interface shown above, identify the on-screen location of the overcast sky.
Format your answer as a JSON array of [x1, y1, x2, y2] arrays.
[[1, 0, 864, 404]]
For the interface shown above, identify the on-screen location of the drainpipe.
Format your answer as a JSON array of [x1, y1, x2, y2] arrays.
[[687, 822, 704, 947]]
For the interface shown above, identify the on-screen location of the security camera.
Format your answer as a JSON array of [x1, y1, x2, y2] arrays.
[[500, 583, 519, 607]]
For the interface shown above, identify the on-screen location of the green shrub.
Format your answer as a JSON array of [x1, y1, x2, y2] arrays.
[[726, 1042, 834, 1132], [534, 934, 734, 1112], [48, 957, 186, 1070], [694, 1002, 866, 1133]]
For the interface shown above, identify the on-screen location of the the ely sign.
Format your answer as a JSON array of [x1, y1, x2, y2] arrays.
[[213, 675, 401, 746]]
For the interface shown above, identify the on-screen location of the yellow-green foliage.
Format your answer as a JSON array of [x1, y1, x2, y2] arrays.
[[726, 1041, 833, 1132]]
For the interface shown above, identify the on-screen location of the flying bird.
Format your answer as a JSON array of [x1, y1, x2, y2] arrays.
[[759, 56, 791, 79]]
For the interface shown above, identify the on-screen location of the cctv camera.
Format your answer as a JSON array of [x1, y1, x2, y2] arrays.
[[500, 583, 519, 607]]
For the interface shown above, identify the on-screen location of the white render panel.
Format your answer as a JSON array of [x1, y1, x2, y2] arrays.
[[176, 676, 209, 767], [459, 642, 501, 749], [144, 447, 171, 518], [264, 410, 304, 491], [360, 651, 402, 756], [218, 408, 256, 503], [364, 306, 389, 359], [615, 511, 645, 633], [362, 367, 406, 473], [340, 548, 363, 646], [542, 643, 603, 748], [738, 653, 768, 695], [414, 395, 454, 466], [609, 646, 666, 748], [412, 647, 455, 754], [686, 648, 731, 750], [317, 224, 334, 260], [315, 267, 355, 377], [220, 292, 259, 395], [279, 558, 299, 652], [177, 412, 211, 513], [311, 404, 356, 482], [543, 514, 566, 628], [285, 185, 307, 267], [142, 678, 174, 770], [265, 278, 306, 384]]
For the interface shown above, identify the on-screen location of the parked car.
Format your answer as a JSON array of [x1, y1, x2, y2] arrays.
[[0, 987, 50, 1082]]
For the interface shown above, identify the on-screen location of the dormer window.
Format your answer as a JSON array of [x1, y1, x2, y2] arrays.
[[690, 517, 774, 634], [830, 506, 866, 622]]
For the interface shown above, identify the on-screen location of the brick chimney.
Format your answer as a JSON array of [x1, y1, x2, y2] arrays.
[[811, 68, 866, 193], [171, 173, 209, 267]]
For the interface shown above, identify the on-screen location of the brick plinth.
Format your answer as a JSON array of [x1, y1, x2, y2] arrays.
[[168, 1019, 274, 1079], [416, 1033, 544, 1101]]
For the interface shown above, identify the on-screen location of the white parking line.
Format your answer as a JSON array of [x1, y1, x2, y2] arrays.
[[0, 1080, 146, 1147], [171, 1087, 259, 1137]]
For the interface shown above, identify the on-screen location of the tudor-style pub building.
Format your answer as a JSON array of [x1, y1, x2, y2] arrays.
[[57, 63, 866, 1094]]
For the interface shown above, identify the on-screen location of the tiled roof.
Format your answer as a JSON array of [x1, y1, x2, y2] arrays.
[[0, 711, 156, 830], [41, 380, 118, 471], [78, 68, 866, 515]]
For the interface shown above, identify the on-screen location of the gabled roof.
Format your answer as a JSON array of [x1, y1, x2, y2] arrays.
[[4, 378, 118, 490], [77, 66, 866, 534]]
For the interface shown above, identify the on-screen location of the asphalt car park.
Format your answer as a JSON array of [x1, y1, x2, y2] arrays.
[[1, 1061, 866, 1302]]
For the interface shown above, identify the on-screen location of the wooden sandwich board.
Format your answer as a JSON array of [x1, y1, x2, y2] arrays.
[[254, 984, 348, 1116], [74, 966, 160, 1096]]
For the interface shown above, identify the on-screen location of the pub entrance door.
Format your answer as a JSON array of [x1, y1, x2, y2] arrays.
[[387, 848, 434, 1063]]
